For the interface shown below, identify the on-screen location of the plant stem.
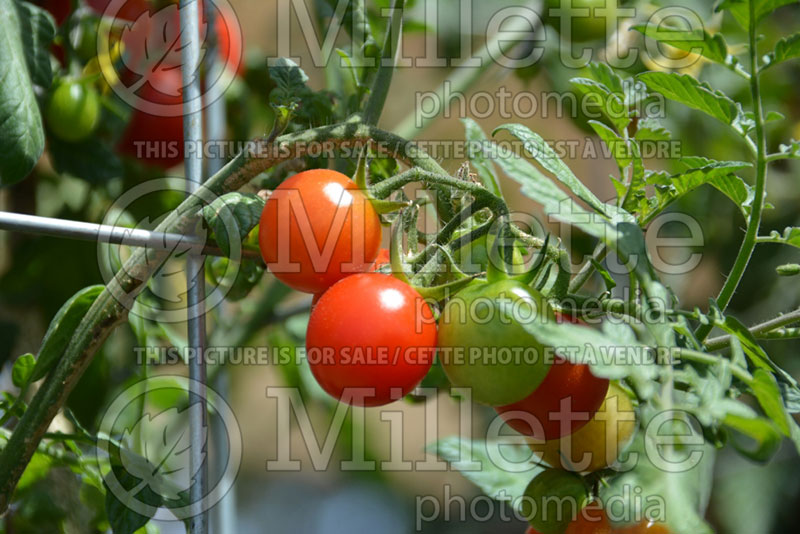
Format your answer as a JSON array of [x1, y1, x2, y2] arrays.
[[0, 121, 447, 512], [362, 0, 404, 125], [568, 243, 608, 294], [674, 348, 753, 384], [695, 4, 769, 343], [703, 307, 800, 351]]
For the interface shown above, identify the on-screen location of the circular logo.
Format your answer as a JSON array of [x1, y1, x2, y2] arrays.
[[96, 0, 243, 117], [97, 178, 244, 322], [96, 375, 242, 521]]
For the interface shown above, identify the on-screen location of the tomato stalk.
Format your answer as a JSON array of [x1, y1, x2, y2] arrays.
[[695, 0, 768, 343]]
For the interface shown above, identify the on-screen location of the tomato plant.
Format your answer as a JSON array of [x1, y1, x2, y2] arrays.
[[306, 273, 437, 406], [258, 169, 382, 294], [45, 78, 101, 143]]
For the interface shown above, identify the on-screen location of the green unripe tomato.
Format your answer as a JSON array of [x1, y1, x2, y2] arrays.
[[546, 0, 623, 43], [438, 279, 554, 405], [46, 79, 100, 142], [522, 470, 590, 534]]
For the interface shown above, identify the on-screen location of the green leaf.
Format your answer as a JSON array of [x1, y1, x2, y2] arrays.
[[429, 437, 541, 509], [499, 302, 658, 382], [11, 353, 35, 388], [638, 71, 741, 126], [269, 57, 310, 107], [634, 117, 671, 142], [462, 118, 502, 197], [641, 157, 753, 221], [571, 77, 630, 132], [493, 124, 611, 217], [750, 369, 791, 436], [202, 192, 265, 257], [763, 32, 800, 68], [717, 0, 798, 28], [632, 23, 730, 65], [587, 62, 647, 107], [32, 285, 105, 382], [588, 120, 631, 176], [0, 0, 52, 186], [15, 1, 55, 88], [104, 464, 163, 534], [599, 432, 715, 534], [723, 414, 783, 462], [763, 226, 800, 249]]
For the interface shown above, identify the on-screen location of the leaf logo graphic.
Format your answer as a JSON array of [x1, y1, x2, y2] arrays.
[[120, 406, 207, 501], [120, 4, 208, 96]]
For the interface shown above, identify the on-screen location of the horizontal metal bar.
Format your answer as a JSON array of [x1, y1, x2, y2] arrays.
[[0, 211, 262, 262]]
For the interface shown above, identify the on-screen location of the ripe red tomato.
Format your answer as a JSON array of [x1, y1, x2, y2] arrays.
[[117, 69, 185, 168], [496, 312, 609, 440], [306, 273, 437, 406], [258, 169, 382, 294]]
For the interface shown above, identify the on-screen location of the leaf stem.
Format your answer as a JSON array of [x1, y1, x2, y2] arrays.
[[703, 308, 800, 351], [568, 243, 608, 294], [695, 4, 769, 342]]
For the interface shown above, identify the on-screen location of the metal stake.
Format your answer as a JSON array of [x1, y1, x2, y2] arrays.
[[179, 1, 208, 533]]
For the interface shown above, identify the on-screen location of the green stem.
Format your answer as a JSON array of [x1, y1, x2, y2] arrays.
[[0, 121, 446, 511], [695, 3, 768, 343], [362, 0, 404, 125], [703, 308, 800, 351], [674, 348, 753, 384], [568, 243, 608, 294]]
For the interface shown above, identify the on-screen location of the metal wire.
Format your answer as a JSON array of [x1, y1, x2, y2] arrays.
[[179, 1, 208, 532], [0, 210, 262, 260]]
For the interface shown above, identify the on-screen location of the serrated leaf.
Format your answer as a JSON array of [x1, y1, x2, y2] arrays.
[[104, 463, 164, 534], [462, 118, 502, 197], [717, 0, 798, 28], [763, 32, 800, 69], [429, 437, 541, 509], [16, 0, 55, 88], [499, 303, 658, 382], [202, 192, 265, 257], [586, 62, 648, 107], [634, 117, 672, 141], [638, 71, 741, 126], [764, 227, 800, 248], [0, 0, 50, 186], [633, 23, 730, 65], [589, 120, 631, 176], [494, 124, 611, 217], [571, 77, 630, 132], [641, 157, 752, 221], [32, 285, 105, 382], [269, 57, 310, 106], [11, 353, 35, 388]]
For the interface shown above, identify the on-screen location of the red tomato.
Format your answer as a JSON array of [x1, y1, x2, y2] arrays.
[[215, 5, 244, 75], [495, 312, 609, 440], [258, 169, 382, 294], [565, 505, 613, 534], [305, 273, 437, 406], [117, 68, 185, 168]]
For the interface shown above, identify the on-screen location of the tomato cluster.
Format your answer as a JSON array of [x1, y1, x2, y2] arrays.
[[258, 169, 436, 406]]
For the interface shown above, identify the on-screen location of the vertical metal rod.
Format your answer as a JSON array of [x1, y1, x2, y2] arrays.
[[203, 1, 238, 533], [179, 1, 208, 533]]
